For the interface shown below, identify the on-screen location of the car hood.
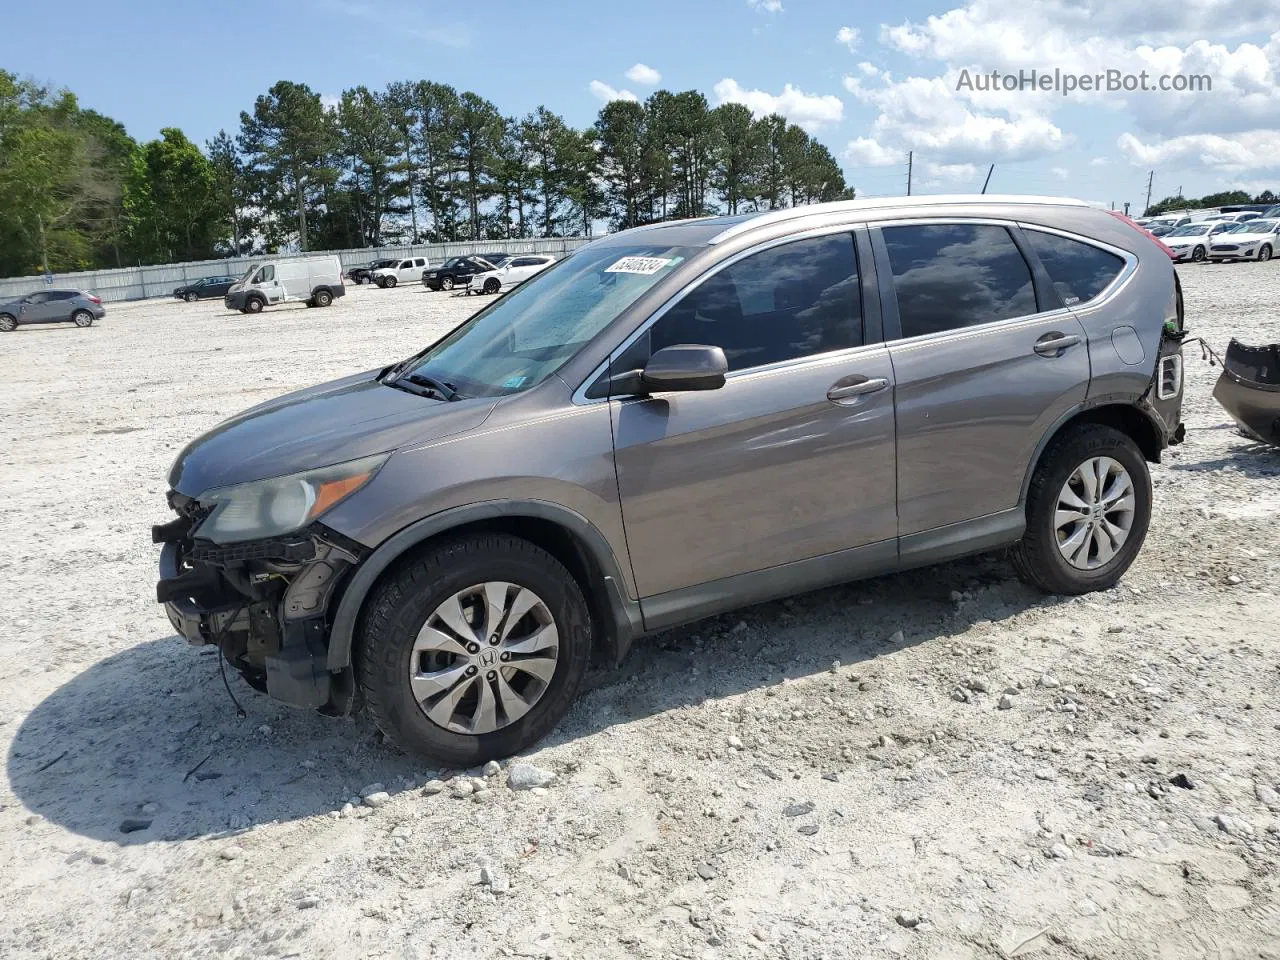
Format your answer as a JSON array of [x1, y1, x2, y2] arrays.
[[1215, 232, 1266, 242], [1164, 236, 1206, 245], [168, 369, 497, 495]]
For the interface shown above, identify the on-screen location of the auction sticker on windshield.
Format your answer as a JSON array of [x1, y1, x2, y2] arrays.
[[604, 256, 676, 275]]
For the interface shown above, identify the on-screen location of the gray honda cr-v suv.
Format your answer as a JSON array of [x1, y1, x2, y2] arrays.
[[156, 195, 1186, 765]]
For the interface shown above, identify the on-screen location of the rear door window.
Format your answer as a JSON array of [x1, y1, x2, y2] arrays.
[[881, 223, 1037, 338], [650, 232, 862, 372], [1023, 230, 1127, 306]]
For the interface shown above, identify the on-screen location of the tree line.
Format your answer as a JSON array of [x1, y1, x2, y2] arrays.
[[0, 70, 850, 278], [1145, 189, 1278, 217]]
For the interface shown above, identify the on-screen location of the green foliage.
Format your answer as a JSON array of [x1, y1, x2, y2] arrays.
[[1146, 188, 1276, 217], [0, 67, 857, 276]]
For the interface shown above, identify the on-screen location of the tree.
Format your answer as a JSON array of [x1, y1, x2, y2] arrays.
[[208, 130, 253, 255], [595, 99, 648, 229], [711, 102, 762, 214], [337, 86, 403, 247], [452, 92, 504, 239], [124, 127, 219, 263], [237, 81, 336, 250]]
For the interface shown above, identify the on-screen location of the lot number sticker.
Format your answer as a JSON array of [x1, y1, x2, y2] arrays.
[[604, 256, 675, 275]]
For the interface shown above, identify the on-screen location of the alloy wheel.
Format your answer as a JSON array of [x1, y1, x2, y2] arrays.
[[409, 582, 559, 735], [1054, 456, 1136, 570]]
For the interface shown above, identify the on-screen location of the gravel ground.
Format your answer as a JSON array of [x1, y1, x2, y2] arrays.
[[2, 269, 1279, 960]]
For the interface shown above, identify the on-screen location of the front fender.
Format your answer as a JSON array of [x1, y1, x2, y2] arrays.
[[324, 499, 644, 671]]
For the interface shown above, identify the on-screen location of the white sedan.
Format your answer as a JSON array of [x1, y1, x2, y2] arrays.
[[1207, 219, 1280, 262], [468, 254, 557, 295], [1162, 221, 1240, 262]]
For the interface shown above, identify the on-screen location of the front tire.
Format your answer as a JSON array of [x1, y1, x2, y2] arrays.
[[1259, 245, 1273, 262], [185, 291, 199, 302], [1191, 245, 1207, 262], [72, 310, 94, 328], [441, 276, 454, 291], [357, 534, 592, 766], [483, 277, 501, 295], [1010, 424, 1151, 595], [384, 276, 398, 288], [245, 297, 264, 314]]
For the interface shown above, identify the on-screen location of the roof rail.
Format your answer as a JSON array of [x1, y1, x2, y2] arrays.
[[706, 194, 1091, 244]]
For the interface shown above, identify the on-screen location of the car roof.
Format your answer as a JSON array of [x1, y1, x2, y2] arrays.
[[591, 194, 1095, 249]]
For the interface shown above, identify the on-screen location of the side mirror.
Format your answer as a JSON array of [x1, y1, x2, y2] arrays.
[[610, 344, 728, 395]]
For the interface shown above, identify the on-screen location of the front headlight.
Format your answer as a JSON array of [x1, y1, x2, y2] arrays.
[[195, 454, 388, 544]]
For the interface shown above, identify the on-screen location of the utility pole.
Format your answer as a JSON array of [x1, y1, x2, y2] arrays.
[[1144, 170, 1154, 216], [981, 164, 994, 194], [906, 151, 913, 196]]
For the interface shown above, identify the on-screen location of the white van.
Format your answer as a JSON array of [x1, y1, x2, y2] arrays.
[[224, 255, 346, 313]]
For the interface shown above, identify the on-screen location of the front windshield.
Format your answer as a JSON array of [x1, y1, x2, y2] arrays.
[[237, 263, 261, 282], [395, 243, 693, 398], [1169, 225, 1209, 237], [442, 257, 464, 268], [1241, 219, 1276, 232]]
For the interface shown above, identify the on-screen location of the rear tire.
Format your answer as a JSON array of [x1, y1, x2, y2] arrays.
[[1011, 424, 1151, 595], [356, 533, 593, 766], [245, 297, 264, 314], [313, 289, 333, 307], [0, 314, 16, 332], [72, 310, 94, 328]]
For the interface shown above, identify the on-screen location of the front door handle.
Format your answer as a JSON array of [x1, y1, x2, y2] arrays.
[[1033, 332, 1082, 356], [827, 376, 889, 403]]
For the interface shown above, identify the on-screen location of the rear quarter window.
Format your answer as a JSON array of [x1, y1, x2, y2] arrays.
[[1024, 230, 1127, 306]]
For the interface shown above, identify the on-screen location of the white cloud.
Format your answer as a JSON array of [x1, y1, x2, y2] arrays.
[[1050, 165, 1070, 178], [747, 0, 783, 13], [843, 73, 1068, 164], [836, 26, 860, 52], [1089, 156, 1110, 166], [589, 80, 638, 103], [845, 138, 903, 166], [1118, 129, 1280, 172], [857, 62, 881, 77], [713, 78, 844, 131], [625, 63, 661, 85]]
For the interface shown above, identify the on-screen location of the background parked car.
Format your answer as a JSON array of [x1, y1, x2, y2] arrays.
[[0, 290, 105, 331], [372, 257, 428, 288], [1162, 221, 1238, 261], [421, 255, 501, 291], [346, 259, 399, 285], [173, 276, 239, 302], [468, 254, 557, 294], [1208, 219, 1280, 261]]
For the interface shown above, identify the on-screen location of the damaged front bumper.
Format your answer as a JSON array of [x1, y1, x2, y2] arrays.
[[154, 494, 365, 711]]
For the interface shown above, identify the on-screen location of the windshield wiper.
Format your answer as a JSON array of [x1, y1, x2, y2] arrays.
[[403, 372, 461, 402]]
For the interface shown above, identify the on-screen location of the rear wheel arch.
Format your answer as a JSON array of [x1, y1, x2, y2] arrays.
[[1020, 403, 1162, 506], [327, 502, 642, 673]]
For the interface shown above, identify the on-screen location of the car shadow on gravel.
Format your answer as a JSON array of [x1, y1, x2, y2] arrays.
[[1168, 441, 1280, 476], [8, 554, 1057, 844], [7, 637, 421, 845]]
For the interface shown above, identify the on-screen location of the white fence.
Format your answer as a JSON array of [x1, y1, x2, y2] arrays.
[[0, 237, 592, 304]]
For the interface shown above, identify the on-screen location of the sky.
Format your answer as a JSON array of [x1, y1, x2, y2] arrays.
[[5, 0, 1279, 214]]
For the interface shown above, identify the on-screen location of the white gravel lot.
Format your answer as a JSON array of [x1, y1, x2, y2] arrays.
[[1, 268, 1279, 960]]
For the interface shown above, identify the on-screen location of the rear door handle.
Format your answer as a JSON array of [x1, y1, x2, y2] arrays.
[[1033, 333, 1082, 356], [827, 376, 889, 403]]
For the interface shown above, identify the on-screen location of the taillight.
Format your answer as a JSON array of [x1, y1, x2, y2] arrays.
[[1107, 210, 1177, 259], [86, 294, 102, 304]]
